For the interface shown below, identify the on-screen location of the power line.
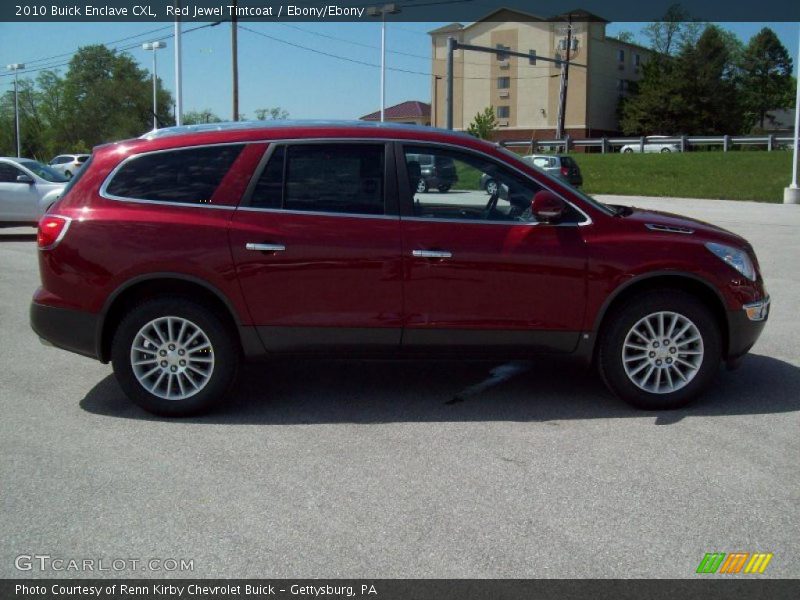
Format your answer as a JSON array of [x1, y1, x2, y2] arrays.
[[239, 25, 559, 81], [0, 23, 219, 78]]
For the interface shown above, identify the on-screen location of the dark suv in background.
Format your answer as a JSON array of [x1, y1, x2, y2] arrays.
[[31, 121, 769, 416], [407, 152, 458, 193]]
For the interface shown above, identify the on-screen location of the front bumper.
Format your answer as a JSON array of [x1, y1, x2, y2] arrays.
[[726, 296, 770, 360], [30, 302, 100, 360]]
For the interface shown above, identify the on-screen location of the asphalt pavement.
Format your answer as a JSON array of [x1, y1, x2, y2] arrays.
[[0, 195, 798, 578]]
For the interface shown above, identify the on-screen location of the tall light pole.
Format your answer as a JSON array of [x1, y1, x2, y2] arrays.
[[6, 63, 25, 157], [174, 3, 183, 126], [367, 3, 401, 122], [784, 24, 800, 204], [142, 41, 166, 130]]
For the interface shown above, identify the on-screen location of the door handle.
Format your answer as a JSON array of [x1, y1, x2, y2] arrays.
[[412, 249, 452, 259], [246, 243, 286, 252]]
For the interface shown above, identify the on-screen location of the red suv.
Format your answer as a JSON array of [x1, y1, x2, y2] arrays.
[[30, 122, 769, 416]]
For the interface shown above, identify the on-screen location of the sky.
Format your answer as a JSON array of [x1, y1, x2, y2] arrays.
[[0, 20, 797, 122]]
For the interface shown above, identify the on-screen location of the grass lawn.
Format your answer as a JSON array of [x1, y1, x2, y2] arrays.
[[569, 151, 794, 203]]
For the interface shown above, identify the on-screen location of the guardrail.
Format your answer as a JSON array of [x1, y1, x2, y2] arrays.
[[500, 134, 797, 153]]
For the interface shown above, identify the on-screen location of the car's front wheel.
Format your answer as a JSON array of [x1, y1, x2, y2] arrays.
[[484, 178, 498, 195], [111, 297, 239, 416], [660, 147, 672, 153], [598, 290, 721, 410], [623, 148, 634, 154], [416, 178, 428, 193], [438, 184, 451, 193]]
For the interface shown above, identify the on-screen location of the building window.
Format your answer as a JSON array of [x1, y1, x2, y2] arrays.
[[528, 49, 537, 65], [617, 49, 625, 63], [634, 53, 641, 67], [497, 106, 510, 119], [497, 77, 510, 89], [496, 44, 510, 61]]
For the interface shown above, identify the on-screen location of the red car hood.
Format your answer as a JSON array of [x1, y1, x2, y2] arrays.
[[615, 205, 749, 247]]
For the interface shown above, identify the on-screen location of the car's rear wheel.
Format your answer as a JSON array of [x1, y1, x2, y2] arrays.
[[64, 170, 72, 178], [598, 290, 721, 410], [111, 297, 239, 417], [438, 184, 451, 193], [623, 148, 634, 154], [660, 147, 672, 153], [416, 178, 428, 193], [484, 178, 498, 195]]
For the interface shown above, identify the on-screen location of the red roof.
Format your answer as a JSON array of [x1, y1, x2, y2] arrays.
[[360, 101, 431, 121]]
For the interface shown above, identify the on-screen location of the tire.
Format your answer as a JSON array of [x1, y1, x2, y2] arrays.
[[660, 148, 671, 153], [597, 289, 722, 410], [438, 185, 451, 193], [416, 178, 428, 194], [484, 179, 498, 195], [111, 296, 239, 417], [623, 148, 634, 154], [64, 170, 72, 178]]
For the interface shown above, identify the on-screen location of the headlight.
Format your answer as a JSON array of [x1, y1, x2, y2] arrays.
[[705, 242, 756, 281]]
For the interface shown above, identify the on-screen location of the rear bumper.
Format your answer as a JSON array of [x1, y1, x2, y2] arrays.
[[726, 296, 769, 360], [30, 302, 100, 360]]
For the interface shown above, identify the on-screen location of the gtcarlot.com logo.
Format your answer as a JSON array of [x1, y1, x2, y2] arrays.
[[15, 554, 194, 572], [696, 552, 773, 574]]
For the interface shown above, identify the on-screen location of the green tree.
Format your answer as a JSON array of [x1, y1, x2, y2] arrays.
[[621, 26, 744, 135], [739, 27, 794, 130], [254, 107, 289, 120], [466, 106, 498, 140], [613, 31, 636, 44], [183, 109, 223, 125]]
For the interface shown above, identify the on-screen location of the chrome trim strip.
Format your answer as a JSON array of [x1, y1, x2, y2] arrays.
[[645, 223, 695, 234], [235, 206, 397, 220]]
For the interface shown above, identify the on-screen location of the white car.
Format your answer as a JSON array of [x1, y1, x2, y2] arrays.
[[620, 136, 680, 153], [49, 154, 90, 178], [0, 157, 68, 226]]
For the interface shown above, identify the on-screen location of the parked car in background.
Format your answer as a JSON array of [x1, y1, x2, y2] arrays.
[[406, 152, 458, 193], [482, 154, 582, 193], [0, 157, 67, 226], [49, 154, 90, 178], [31, 121, 769, 417], [620, 136, 680, 154]]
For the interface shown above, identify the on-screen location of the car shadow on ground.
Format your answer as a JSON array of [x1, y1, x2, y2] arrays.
[[80, 353, 800, 425], [0, 233, 36, 242]]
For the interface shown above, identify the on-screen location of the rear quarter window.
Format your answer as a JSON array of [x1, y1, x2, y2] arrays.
[[105, 144, 244, 204]]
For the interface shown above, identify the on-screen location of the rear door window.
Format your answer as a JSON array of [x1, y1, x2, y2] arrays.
[[105, 144, 244, 204], [248, 143, 385, 215]]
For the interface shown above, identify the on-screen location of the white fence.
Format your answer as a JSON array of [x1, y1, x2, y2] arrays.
[[500, 134, 797, 153]]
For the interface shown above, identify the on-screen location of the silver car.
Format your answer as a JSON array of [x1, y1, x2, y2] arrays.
[[49, 153, 90, 178], [0, 157, 68, 226], [620, 136, 680, 153]]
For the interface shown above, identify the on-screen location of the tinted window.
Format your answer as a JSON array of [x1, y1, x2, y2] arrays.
[[0, 163, 24, 183], [106, 144, 244, 204], [250, 145, 285, 209], [18, 160, 68, 182], [283, 144, 384, 215]]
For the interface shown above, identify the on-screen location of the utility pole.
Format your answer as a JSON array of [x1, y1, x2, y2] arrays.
[[556, 15, 573, 141], [231, 0, 239, 121], [784, 24, 800, 204], [142, 42, 166, 130], [444, 38, 583, 132], [174, 1, 183, 126], [6, 63, 24, 157], [367, 4, 401, 122], [446, 37, 455, 130]]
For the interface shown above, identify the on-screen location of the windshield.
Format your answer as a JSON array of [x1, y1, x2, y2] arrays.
[[18, 160, 68, 183], [495, 145, 615, 216]]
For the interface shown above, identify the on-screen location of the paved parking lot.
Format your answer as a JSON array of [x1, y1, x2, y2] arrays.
[[1, 196, 798, 578]]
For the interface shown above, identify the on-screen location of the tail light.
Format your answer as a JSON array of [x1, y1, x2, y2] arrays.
[[560, 166, 570, 177], [37, 215, 71, 250]]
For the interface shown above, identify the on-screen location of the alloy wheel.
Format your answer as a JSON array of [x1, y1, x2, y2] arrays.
[[130, 316, 215, 401], [621, 311, 704, 394]]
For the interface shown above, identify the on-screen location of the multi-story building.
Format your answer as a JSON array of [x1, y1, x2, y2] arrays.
[[429, 8, 651, 142]]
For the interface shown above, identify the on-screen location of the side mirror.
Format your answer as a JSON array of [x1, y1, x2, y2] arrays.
[[16, 174, 34, 185], [531, 190, 566, 224]]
